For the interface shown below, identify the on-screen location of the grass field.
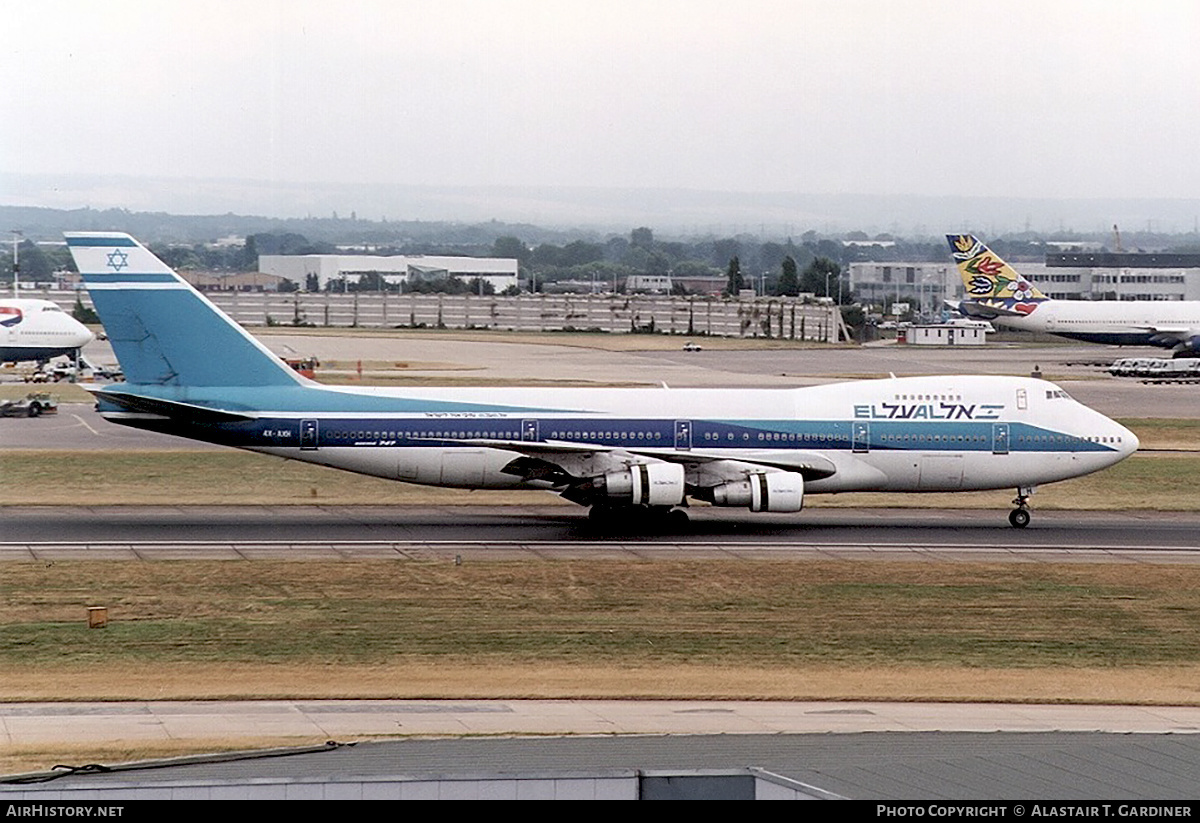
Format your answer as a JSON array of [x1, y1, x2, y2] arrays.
[[5, 559, 1200, 702]]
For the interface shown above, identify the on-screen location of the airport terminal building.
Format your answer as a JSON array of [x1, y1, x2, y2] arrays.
[[258, 254, 520, 293], [849, 252, 1200, 314], [1035, 250, 1200, 301]]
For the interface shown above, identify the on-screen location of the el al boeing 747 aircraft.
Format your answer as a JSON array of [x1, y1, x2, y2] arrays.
[[67, 232, 1138, 529], [0, 298, 95, 363], [948, 234, 1200, 354]]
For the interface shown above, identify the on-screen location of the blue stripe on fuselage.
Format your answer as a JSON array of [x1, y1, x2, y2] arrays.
[[1055, 330, 1165, 347], [103, 406, 1122, 455]]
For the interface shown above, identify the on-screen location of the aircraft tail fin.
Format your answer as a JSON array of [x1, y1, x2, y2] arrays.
[[946, 234, 1050, 314], [65, 233, 302, 388]]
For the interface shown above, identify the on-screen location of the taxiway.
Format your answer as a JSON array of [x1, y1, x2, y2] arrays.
[[4, 505, 1200, 562]]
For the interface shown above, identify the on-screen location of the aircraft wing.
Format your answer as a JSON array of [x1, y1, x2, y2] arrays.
[[469, 438, 839, 482], [465, 438, 606, 454], [1134, 325, 1192, 337], [1136, 325, 1200, 350], [629, 446, 839, 479]]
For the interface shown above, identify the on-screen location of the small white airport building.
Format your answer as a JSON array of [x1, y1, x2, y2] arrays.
[[258, 254, 519, 292], [898, 322, 989, 346]]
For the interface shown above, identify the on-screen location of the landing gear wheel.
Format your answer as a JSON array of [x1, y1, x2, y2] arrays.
[[586, 504, 689, 533], [1008, 486, 1034, 529]]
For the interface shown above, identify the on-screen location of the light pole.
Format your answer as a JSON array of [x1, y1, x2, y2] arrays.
[[10, 230, 21, 297]]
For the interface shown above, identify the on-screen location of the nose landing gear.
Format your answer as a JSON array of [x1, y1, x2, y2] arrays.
[[1008, 486, 1035, 528]]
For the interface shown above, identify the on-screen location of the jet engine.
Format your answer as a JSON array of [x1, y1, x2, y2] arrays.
[[709, 471, 804, 512], [598, 462, 686, 506]]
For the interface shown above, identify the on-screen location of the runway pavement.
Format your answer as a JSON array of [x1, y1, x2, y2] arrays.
[[4, 505, 1200, 562], [6, 700, 1200, 749]]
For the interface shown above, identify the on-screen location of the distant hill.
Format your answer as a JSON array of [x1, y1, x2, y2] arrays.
[[4, 171, 1200, 241]]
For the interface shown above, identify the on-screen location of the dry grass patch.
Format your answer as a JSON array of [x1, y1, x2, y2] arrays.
[[1120, 418, 1200, 451], [5, 560, 1200, 701], [7, 661, 1200, 705]]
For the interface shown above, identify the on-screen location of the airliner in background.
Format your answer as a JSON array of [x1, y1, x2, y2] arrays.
[[0, 297, 95, 363], [66, 232, 1138, 529], [948, 234, 1200, 354]]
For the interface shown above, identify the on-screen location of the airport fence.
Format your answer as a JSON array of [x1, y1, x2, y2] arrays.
[[51, 290, 847, 341]]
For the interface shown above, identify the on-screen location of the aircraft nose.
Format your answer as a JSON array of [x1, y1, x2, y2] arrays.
[[70, 319, 96, 346], [1117, 421, 1140, 457]]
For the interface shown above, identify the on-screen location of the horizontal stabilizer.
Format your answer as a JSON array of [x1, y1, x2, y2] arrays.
[[959, 300, 1026, 318], [90, 388, 257, 423]]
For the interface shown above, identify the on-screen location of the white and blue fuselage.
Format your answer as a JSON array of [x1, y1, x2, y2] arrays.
[[0, 298, 95, 362], [95, 371, 1135, 497]]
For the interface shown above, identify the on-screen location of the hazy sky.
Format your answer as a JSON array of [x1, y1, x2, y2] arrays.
[[4, 0, 1199, 205]]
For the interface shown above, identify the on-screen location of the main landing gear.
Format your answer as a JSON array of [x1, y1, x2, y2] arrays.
[[587, 504, 690, 533], [1008, 486, 1034, 529]]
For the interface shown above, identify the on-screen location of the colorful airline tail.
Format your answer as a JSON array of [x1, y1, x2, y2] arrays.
[[65, 233, 302, 388], [946, 234, 1050, 316]]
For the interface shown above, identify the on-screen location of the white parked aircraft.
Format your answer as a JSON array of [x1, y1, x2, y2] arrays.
[[67, 232, 1138, 529], [0, 298, 95, 363], [948, 234, 1200, 354]]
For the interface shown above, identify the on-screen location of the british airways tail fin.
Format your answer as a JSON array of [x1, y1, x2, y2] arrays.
[[65, 232, 302, 388], [946, 234, 1050, 313]]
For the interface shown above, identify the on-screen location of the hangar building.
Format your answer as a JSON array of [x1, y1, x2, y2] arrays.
[[259, 254, 520, 292]]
